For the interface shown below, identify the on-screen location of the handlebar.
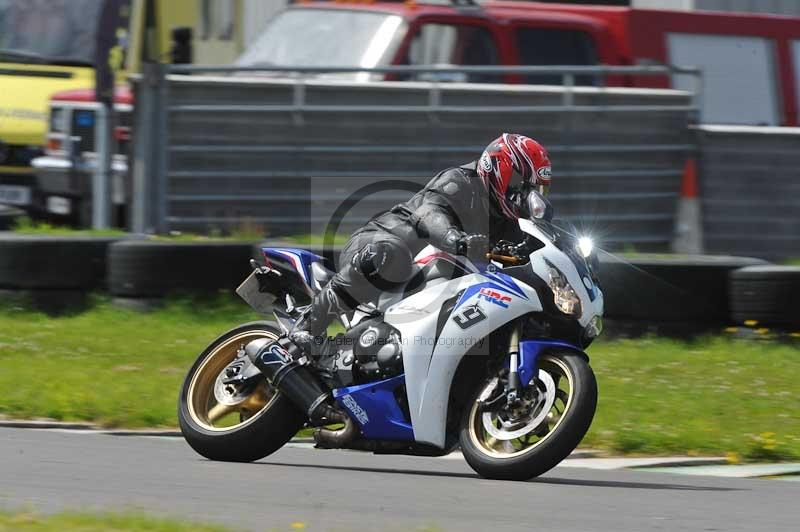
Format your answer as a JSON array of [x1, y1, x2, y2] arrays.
[[485, 252, 526, 266]]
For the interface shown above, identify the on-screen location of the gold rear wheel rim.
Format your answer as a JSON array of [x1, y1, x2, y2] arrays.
[[187, 330, 279, 432]]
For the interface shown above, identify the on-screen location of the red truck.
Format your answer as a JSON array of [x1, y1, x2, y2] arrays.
[[33, 0, 800, 222]]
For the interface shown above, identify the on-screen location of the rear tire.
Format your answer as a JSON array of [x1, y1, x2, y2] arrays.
[[459, 351, 597, 481], [178, 321, 305, 462]]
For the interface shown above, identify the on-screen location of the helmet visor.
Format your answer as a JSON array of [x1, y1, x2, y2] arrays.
[[526, 189, 548, 220]]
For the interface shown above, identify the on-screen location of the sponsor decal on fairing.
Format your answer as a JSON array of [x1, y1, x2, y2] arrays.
[[341, 394, 370, 425], [452, 304, 487, 330], [478, 287, 512, 308]]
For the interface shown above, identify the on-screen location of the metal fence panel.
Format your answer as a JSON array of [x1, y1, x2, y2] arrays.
[[131, 65, 695, 250], [696, 125, 800, 259]]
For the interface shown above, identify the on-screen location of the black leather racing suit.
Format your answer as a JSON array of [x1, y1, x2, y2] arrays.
[[291, 161, 520, 342]]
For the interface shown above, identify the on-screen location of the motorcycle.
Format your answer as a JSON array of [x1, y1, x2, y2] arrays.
[[178, 191, 603, 481]]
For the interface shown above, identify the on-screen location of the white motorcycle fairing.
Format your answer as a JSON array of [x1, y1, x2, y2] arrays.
[[383, 248, 542, 448]]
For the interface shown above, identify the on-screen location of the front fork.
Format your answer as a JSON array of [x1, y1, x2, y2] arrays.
[[479, 320, 547, 413], [506, 322, 522, 405]]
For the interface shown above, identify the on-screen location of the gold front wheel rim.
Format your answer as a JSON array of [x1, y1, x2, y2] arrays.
[[468, 355, 575, 459], [186, 330, 279, 433]]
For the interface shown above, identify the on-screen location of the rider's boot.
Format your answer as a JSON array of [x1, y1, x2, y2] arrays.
[[287, 284, 351, 357]]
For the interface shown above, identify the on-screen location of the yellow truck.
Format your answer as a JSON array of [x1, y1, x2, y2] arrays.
[[0, 0, 104, 208], [0, 0, 277, 219]]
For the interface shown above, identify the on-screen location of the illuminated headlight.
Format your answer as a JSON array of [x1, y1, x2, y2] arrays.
[[585, 315, 603, 339], [49, 108, 67, 133], [577, 236, 594, 259], [546, 263, 582, 316]]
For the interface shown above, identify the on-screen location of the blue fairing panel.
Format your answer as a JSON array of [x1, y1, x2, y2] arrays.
[[333, 375, 414, 442], [518, 340, 583, 386], [262, 247, 323, 294]]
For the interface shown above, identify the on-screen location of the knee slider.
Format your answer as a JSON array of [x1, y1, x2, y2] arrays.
[[352, 242, 413, 289]]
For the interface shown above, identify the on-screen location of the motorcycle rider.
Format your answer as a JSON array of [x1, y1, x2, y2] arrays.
[[288, 133, 552, 354]]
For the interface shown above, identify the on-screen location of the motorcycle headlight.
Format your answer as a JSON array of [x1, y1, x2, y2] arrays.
[[577, 236, 594, 259], [546, 263, 582, 316]]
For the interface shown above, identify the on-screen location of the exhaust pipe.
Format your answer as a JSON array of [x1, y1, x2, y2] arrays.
[[245, 338, 357, 450], [245, 338, 334, 424], [313, 408, 359, 449]]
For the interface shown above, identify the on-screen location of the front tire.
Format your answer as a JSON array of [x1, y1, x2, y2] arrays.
[[178, 321, 305, 462], [459, 351, 597, 481]]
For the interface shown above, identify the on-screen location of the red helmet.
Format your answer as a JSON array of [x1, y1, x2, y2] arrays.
[[477, 133, 552, 218]]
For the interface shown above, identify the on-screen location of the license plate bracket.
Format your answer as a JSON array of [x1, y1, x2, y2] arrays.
[[236, 271, 277, 315]]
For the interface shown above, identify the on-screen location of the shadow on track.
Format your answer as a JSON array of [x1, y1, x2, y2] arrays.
[[534, 477, 741, 492], [257, 461, 479, 480], [257, 461, 741, 491]]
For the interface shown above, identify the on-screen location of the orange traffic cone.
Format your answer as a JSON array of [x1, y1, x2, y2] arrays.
[[673, 157, 703, 254]]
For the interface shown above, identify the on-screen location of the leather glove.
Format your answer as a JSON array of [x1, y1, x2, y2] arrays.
[[458, 233, 491, 262]]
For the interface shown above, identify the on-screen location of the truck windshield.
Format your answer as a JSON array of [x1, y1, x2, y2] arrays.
[[237, 9, 404, 70], [0, 0, 103, 65]]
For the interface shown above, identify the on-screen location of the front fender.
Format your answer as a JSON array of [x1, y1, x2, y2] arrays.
[[518, 340, 589, 386]]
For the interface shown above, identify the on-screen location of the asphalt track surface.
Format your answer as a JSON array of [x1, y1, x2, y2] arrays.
[[1, 428, 797, 532]]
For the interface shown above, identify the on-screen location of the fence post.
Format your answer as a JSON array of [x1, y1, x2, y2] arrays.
[[154, 63, 169, 234], [131, 62, 168, 233], [292, 72, 305, 127], [92, 103, 113, 229], [563, 72, 575, 108]]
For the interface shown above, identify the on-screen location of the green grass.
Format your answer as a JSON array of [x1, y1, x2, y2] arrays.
[[8, 216, 350, 246], [10, 217, 260, 241], [10, 217, 126, 237], [0, 510, 236, 532], [584, 337, 800, 461], [0, 298, 798, 459], [0, 295, 260, 428], [282, 233, 350, 246]]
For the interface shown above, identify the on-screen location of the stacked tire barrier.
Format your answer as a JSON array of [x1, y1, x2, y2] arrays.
[[108, 240, 254, 297], [0, 233, 137, 312], [729, 266, 800, 328], [598, 254, 766, 320], [2, 233, 798, 334], [0, 235, 122, 291]]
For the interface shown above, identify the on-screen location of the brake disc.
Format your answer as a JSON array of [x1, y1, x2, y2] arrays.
[[213, 355, 257, 406], [481, 370, 556, 441]]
